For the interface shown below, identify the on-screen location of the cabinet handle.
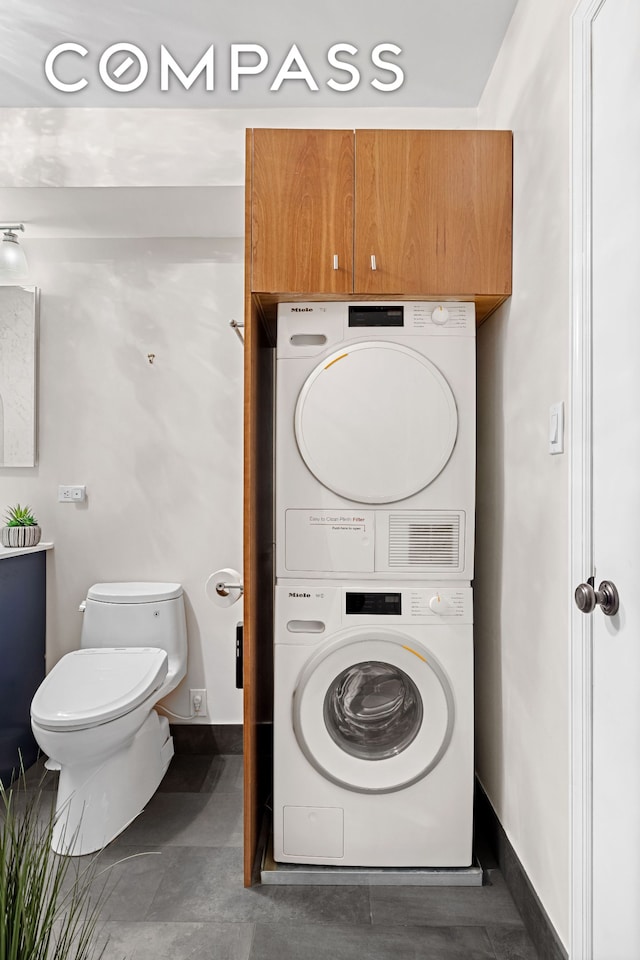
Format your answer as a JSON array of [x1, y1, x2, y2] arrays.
[[370, 254, 377, 271], [333, 254, 339, 270]]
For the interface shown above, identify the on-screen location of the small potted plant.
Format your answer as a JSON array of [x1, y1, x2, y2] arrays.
[[2, 503, 41, 548]]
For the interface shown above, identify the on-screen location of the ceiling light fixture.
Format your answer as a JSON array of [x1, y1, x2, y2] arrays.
[[0, 224, 28, 283]]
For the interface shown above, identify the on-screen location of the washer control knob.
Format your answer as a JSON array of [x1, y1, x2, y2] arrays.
[[431, 305, 449, 325], [429, 594, 451, 615]]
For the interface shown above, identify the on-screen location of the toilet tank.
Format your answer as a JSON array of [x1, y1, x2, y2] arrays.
[[80, 582, 187, 690]]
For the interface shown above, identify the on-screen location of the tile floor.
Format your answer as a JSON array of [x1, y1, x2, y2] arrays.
[[29, 754, 540, 960]]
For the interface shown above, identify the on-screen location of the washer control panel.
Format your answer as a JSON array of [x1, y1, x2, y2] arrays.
[[343, 587, 470, 622], [276, 582, 473, 638]]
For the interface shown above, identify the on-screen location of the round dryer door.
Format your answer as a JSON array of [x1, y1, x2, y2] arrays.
[[292, 631, 455, 794], [295, 341, 458, 504]]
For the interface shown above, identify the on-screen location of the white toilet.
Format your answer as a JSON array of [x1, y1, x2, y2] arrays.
[[30, 581, 188, 855]]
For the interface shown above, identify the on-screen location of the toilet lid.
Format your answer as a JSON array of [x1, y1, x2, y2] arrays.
[[87, 582, 183, 603], [31, 647, 168, 732]]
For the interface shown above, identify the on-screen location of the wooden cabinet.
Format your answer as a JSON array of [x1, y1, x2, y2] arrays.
[[250, 128, 353, 294], [354, 129, 512, 297], [248, 127, 512, 311]]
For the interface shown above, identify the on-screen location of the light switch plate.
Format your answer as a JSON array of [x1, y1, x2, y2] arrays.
[[549, 402, 564, 455]]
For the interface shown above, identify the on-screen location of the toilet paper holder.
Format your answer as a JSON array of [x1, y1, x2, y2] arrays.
[[206, 568, 244, 606], [215, 579, 244, 598]]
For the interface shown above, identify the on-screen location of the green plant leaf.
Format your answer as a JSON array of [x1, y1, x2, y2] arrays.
[[3, 504, 38, 527], [0, 767, 110, 960]]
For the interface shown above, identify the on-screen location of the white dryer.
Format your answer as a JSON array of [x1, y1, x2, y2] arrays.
[[275, 301, 476, 581], [273, 581, 474, 867]]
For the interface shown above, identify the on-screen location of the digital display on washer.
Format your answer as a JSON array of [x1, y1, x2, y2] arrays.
[[346, 592, 402, 615], [348, 305, 404, 327]]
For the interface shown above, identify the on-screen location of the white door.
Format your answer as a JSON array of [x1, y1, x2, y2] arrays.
[[571, 0, 640, 956]]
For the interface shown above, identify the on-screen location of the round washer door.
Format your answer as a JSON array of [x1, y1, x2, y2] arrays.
[[292, 631, 455, 794], [295, 342, 458, 504]]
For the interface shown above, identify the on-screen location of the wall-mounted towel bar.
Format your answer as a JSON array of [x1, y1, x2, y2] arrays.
[[230, 319, 244, 344]]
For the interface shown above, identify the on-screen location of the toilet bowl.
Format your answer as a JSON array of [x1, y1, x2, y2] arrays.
[[30, 582, 188, 855]]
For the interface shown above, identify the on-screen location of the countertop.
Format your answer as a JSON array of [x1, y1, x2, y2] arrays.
[[0, 542, 53, 560]]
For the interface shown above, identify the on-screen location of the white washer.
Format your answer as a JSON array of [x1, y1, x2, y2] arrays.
[[273, 582, 474, 867], [276, 301, 476, 581]]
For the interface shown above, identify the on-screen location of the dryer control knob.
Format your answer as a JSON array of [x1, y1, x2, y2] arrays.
[[431, 305, 449, 325], [429, 594, 451, 615]]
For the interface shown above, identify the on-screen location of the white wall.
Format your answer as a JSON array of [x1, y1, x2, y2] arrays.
[[0, 239, 246, 722], [475, 0, 574, 946], [0, 105, 474, 725], [0, 107, 478, 188]]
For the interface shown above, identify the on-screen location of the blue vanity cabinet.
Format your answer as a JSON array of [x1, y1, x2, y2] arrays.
[[0, 550, 46, 784]]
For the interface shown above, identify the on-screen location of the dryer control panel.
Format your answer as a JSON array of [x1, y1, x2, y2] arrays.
[[277, 301, 475, 359]]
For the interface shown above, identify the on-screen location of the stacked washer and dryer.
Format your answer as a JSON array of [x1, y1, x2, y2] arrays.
[[273, 301, 476, 867]]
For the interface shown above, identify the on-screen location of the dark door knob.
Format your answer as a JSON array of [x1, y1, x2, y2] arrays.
[[575, 580, 619, 617]]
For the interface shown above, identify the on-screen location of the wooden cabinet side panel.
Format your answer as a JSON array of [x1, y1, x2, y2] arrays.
[[251, 128, 354, 294], [243, 293, 274, 886], [354, 130, 512, 296], [244, 130, 275, 886]]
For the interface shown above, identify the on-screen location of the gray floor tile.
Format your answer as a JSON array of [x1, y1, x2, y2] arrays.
[[146, 847, 371, 923], [98, 920, 254, 960], [249, 922, 496, 960], [111, 791, 243, 848], [158, 755, 218, 793], [77, 845, 172, 922], [369, 872, 525, 927], [200, 754, 244, 794], [486, 925, 540, 960]]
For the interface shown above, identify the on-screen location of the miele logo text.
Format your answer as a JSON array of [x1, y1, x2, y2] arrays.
[[289, 592, 311, 598], [291, 307, 314, 312], [44, 43, 404, 94]]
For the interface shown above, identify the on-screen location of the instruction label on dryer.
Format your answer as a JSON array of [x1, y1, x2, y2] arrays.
[[309, 513, 368, 531], [285, 509, 375, 573]]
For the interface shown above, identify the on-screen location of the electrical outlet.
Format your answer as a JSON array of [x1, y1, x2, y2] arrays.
[[58, 485, 86, 502], [190, 688, 207, 718]]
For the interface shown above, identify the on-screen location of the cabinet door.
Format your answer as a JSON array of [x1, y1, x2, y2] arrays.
[[354, 130, 512, 296], [251, 129, 354, 294], [0, 551, 46, 784]]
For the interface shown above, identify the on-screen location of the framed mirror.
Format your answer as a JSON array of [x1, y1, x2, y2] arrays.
[[0, 286, 38, 467]]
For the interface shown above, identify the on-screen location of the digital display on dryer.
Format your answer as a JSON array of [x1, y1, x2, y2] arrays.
[[348, 305, 404, 327], [346, 592, 402, 615]]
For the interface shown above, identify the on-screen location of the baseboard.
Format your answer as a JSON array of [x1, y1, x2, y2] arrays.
[[170, 723, 243, 755], [475, 779, 568, 960]]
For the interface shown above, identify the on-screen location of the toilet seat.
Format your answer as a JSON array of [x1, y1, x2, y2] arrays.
[[31, 648, 168, 732]]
